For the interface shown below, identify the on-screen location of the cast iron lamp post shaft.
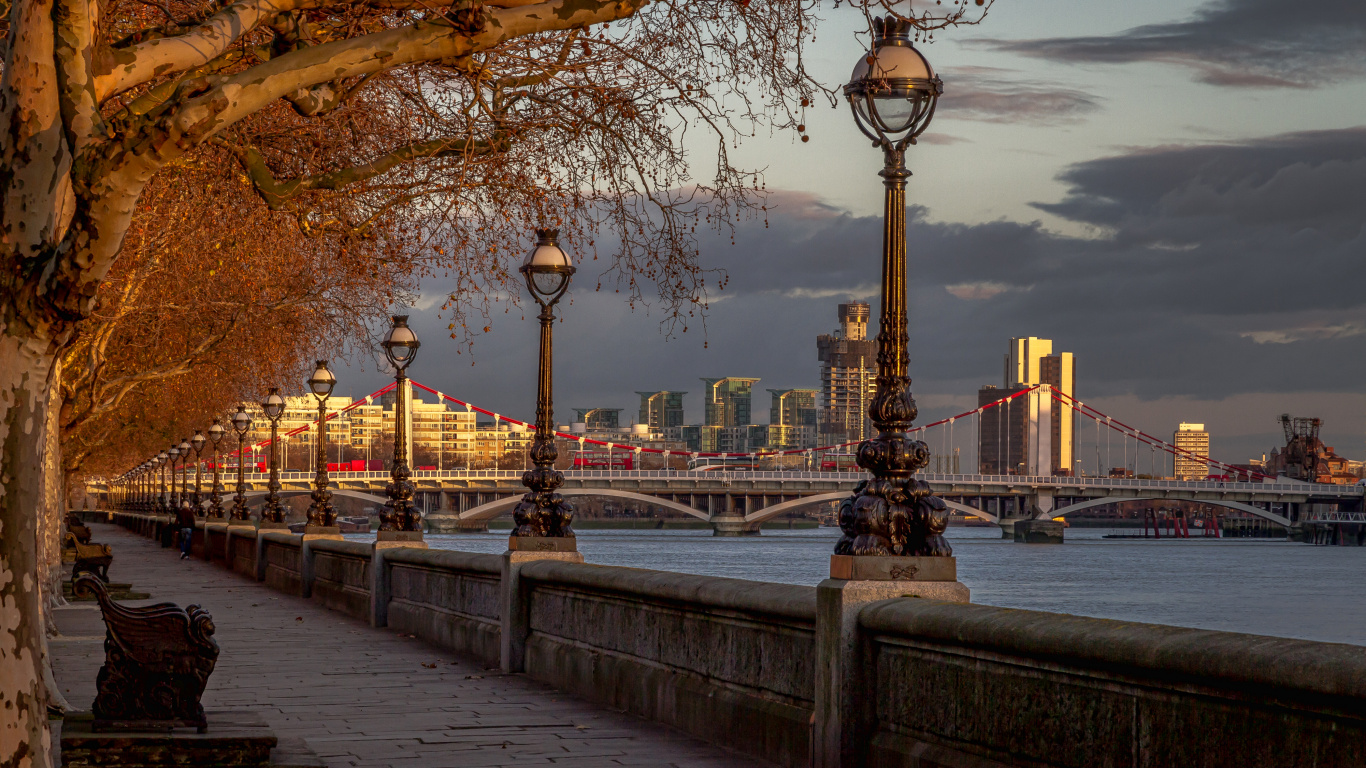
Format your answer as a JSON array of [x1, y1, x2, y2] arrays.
[[261, 388, 286, 525], [306, 395, 335, 528], [231, 405, 252, 522], [834, 17, 951, 558], [511, 228, 575, 539], [380, 368, 418, 531], [305, 360, 338, 531], [379, 315, 420, 534]]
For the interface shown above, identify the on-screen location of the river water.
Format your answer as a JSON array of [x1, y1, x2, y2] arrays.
[[374, 527, 1366, 646]]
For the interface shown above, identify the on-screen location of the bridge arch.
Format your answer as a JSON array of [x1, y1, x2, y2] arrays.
[[1045, 497, 1291, 526], [743, 492, 1001, 525], [243, 489, 389, 506], [457, 489, 709, 522]]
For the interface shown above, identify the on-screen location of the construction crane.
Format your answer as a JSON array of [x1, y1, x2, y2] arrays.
[[1279, 414, 1324, 482]]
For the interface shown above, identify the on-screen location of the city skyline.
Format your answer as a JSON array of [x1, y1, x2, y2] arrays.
[[322, 0, 1365, 467]]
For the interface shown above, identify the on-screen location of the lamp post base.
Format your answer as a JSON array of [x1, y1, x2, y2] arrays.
[[829, 554, 959, 582]]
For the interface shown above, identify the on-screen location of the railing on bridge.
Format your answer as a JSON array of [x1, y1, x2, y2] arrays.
[[229, 468, 1362, 497]]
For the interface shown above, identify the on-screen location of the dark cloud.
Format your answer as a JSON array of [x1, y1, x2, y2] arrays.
[[975, 0, 1366, 88], [340, 127, 1366, 464], [936, 66, 1101, 125]]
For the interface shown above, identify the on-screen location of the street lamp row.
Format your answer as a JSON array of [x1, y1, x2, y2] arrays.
[[113, 19, 943, 563], [110, 228, 576, 548]]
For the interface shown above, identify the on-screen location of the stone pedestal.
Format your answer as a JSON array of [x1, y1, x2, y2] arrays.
[[1014, 519, 1065, 544], [257, 521, 290, 530], [60, 710, 322, 767], [814, 556, 969, 768], [710, 515, 760, 537], [500, 539, 584, 673]]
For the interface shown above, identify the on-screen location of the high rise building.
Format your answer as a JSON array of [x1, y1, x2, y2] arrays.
[[978, 337, 1077, 475], [1174, 423, 1210, 480], [572, 408, 622, 430], [637, 391, 686, 431], [817, 302, 877, 444], [768, 389, 818, 450], [976, 384, 1031, 475], [701, 377, 759, 427]]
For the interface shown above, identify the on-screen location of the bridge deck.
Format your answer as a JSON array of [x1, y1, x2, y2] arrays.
[[49, 524, 758, 768]]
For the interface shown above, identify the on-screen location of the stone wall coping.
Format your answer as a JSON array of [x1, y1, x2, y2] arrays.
[[259, 531, 303, 547], [308, 538, 373, 558], [859, 599, 1366, 703], [520, 560, 816, 624], [382, 546, 502, 575]]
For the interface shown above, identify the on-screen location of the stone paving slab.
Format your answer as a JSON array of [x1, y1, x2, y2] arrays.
[[49, 524, 763, 768]]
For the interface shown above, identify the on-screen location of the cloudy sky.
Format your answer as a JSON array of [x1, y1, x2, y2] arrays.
[[338, 0, 1366, 467]]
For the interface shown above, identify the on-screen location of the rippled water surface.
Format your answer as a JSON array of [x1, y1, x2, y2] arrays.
[[351, 526, 1366, 646]]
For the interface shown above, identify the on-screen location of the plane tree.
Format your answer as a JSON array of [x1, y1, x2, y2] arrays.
[[0, 0, 991, 759]]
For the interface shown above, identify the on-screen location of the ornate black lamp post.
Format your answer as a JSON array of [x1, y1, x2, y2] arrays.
[[191, 431, 206, 511], [156, 451, 169, 514], [379, 316, 422, 537], [834, 17, 951, 558], [230, 405, 253, 523], [207, 419, 225, 519], [178, 438, 193, 514], [167, 444, 181, 510], [305, 361, 339, 533], [511, 229, 576, 540], [261, 388, 287, 526]]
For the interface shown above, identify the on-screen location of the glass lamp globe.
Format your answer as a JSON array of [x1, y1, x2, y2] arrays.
[[192, 431, 206, 452], [262, 388, 285, 419], [233, 404, 252, 434], [307, 361, 336, 399], [520, 229, 576, 302], [383, 315, 420, 370], [208, 419, 224, 446], [844, 17, 942, 148]]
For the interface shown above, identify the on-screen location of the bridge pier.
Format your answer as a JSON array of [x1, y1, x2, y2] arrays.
[[710, 515, 760, 536]]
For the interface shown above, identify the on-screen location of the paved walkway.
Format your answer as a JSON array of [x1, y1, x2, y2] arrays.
[[50, 524, 762, 767]]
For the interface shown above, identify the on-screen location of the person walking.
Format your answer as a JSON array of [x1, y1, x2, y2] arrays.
[[176, 501, 196, 559]]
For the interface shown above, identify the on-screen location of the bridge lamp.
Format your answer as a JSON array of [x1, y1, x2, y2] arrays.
[[305, 361, 338, 533], [832, 17, 953, 560], [512, 228, 577, 541], [260, 388, 287, 526], [379, 316, 422, 536], [230, 405, 253, 523], [207, 419, 225, 520]]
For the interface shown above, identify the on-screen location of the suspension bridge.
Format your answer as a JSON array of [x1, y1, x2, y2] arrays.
[[93, 379, 1364, 539]]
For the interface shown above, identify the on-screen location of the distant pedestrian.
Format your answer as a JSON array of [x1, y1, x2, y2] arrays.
[[176, 502, 196, 559]]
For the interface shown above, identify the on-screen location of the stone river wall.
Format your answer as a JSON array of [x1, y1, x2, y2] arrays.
[[111, 512, 1366, 768]]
